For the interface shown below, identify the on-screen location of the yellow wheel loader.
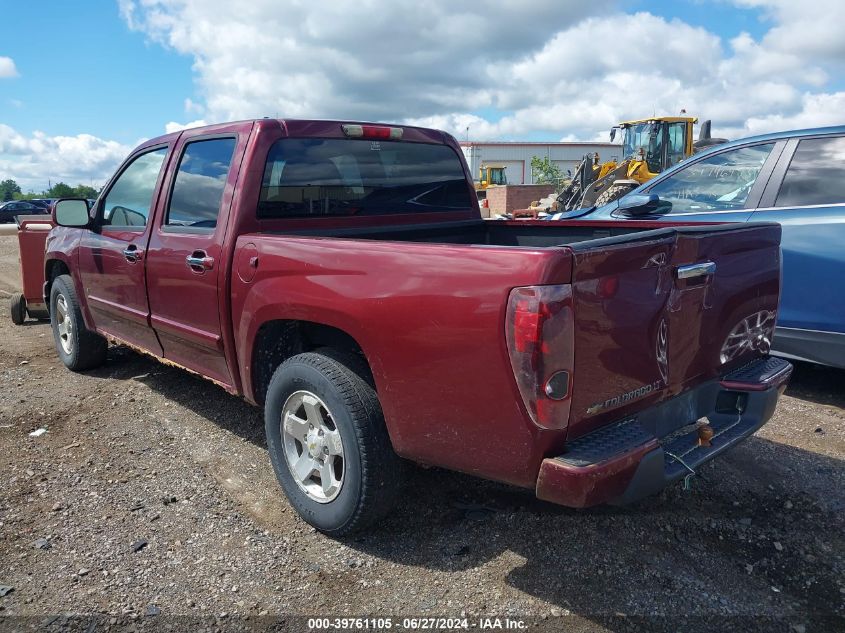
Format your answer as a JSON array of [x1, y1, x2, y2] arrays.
[[475, 164, 508, 200], [557, 117, 726, 211]]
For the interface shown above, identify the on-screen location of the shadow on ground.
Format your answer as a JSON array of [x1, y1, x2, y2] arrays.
[[785, 360, 845, 409], [85, 346, 845, 630]]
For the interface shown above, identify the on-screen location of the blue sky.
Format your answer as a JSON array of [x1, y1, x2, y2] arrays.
[[0, 0, 193, 144], [1, 0, 844, 190]]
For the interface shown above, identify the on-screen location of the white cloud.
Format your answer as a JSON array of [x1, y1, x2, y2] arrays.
[[119, 0, 613, 123], [733, 0, 845, 61], [0, 125, 130, 191], [741, 92, 845, 136], [0, 56, 19, 78], [164, 119, 208, 134], [116, 2, 845, 144], [184, 98, 204, 115]]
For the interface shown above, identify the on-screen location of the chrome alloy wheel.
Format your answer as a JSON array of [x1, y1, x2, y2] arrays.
[[720, 310, 776, 364], [281, 390, 345, 503], [55, 294, 74, 355]]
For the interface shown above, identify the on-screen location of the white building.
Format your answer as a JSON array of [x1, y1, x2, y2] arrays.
[[460, 141, 621, 185]]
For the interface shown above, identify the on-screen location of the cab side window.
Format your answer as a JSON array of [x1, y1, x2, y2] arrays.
[[101, 148, 168, 228], [647, 143, 774, 214], [165, 138, 236, 229], [775, 136, 845, 207]]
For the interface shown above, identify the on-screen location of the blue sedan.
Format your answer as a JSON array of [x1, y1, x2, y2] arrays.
[[548, 125, 845, 369]]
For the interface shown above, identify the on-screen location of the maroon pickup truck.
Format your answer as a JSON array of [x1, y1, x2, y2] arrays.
[[45, 119, 791, 535]]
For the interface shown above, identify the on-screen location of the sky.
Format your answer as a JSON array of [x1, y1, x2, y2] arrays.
[[1, 0, 844, 191]]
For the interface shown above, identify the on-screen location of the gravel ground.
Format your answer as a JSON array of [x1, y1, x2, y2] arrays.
[[0, 234, 843, 632]]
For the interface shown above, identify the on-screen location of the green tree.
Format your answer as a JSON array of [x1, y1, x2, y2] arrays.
[[530, 156, 565, 186], [0, 179, 21, 201], [46, 182, 75, 198], [72, 184, 99, 199]]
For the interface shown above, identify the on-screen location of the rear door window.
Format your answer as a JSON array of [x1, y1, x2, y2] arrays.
[[775, 136, 845, 207], [166, 137, 237, 229], [646, 143, 775, 214], [258, 139, 471, 217]]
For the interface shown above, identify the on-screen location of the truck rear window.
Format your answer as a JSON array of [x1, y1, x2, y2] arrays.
[[258, 138, 472, 217]]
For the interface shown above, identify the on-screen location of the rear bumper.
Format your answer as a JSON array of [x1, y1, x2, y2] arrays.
[[535, 356, 792, 508]]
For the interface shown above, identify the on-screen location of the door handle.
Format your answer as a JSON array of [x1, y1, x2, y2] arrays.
[[186, 252, 214, 272], [123, 245, 142, 262], [675, 261, 716, 280]]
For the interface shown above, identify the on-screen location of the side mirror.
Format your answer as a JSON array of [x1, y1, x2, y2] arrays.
[[617, 193, 671, 216], [53, 198, 91, 228], [609, 128, 616, 142]]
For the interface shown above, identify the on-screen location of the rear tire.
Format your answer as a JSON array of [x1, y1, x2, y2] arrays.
[[264, 349, 402, 536], [9, 293, 26, 325], [50, 275, 107, 371]]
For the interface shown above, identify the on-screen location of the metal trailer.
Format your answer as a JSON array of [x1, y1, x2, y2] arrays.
[[9, 214, 53, 325]]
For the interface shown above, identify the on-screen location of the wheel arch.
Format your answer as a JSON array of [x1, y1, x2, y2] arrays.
[[250, 319, 373, 406], [43, 258, 71, 310]]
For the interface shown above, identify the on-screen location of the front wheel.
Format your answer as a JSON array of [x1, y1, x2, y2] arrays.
[[264, 350, 402, 536], [50, 275, 107, 371], [594, 182, 637, 207]]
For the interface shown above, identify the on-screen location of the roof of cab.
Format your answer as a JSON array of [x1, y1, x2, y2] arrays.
[[138, 118, 454, 150]]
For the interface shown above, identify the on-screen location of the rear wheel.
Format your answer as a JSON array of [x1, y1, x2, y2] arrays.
[[9, 293, 26, 325], [50, 275, 107, 371], [264, 349, 402, 535]]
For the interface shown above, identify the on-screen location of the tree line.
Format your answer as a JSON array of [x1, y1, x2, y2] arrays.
[[0, 178, 100, 203]]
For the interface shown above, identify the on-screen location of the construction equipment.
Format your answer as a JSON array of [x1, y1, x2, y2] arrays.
[[557, 116, 726, 211], [475, 164, 508, 199]]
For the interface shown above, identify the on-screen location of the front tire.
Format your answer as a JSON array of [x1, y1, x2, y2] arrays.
[[50, 275, 107, 371], [264, 350, 402, 536], [9, 293, 26, 325], [595, 182, 636, 207]]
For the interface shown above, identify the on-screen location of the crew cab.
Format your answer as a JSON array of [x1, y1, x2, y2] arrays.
[[44, 119, 791, 535]]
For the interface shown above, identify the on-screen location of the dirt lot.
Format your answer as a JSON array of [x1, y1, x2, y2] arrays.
[[0, 233, 843, 632]]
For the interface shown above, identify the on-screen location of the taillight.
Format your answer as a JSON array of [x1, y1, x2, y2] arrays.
[[341, 124, 403, 140], [505, 285, 574, 430]]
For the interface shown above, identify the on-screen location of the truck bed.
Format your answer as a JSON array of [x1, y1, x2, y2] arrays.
[[264, 217, 709, 248]]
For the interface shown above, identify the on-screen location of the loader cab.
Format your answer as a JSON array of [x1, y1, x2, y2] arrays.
[[479, 165, 508, 187], [616, 117, 697, 178]]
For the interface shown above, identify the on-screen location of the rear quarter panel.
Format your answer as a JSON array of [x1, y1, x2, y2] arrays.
[[231, 235, 572, 487]]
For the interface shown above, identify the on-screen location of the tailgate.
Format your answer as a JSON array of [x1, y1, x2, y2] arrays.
[[566, 222, 781, 440]]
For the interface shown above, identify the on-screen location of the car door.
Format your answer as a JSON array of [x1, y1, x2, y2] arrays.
[[144, 123, 250, 388], [3, 202, 28, 222], [750, 134, 845, 367], [0, 202, 19, 222], [616, 140, 785, 223], [77, 144, 172, 353]]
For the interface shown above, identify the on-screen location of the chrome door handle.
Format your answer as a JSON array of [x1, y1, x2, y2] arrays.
[[675, 261, 716, 280], [186, 253, 214, 271], [123, 246, 141, 262]]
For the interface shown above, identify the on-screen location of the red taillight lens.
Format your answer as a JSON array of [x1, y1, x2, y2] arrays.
[[341, 124, 403, 140], [505, 285, 574, 430]]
